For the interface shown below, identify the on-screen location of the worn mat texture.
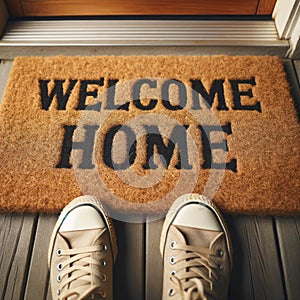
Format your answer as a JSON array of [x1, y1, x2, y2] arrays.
[[0, 56, 300, 215]]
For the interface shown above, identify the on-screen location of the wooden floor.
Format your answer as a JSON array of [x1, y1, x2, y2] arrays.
[[5, 0, 276, 17], [0, 59, 300, 300]]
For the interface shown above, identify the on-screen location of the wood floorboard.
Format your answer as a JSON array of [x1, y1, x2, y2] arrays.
[[11, 0, 261, 17], [114, 221, 145, 300], [24, 214, 58, 300], [294, 60, 300, 81], [225, 215, 286, 300], [145, 218, 164, 300], [275, 217, 300, 300], [0, 213, 37, 300], [283, 59, 300, 121]]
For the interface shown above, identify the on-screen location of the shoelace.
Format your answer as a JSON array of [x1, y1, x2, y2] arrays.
[[169, 243, 220, 300], [58, 246, 106, 300]]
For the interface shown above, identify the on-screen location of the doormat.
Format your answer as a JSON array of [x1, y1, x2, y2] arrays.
[[0, 56, 300, 217]]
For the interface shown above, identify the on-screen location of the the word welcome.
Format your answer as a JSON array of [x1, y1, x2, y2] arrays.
[[39, 77, 261, 173]]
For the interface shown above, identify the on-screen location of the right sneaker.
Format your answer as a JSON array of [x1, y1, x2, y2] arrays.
[[160, 194, 233, 300], [48, 195, 117, 300]]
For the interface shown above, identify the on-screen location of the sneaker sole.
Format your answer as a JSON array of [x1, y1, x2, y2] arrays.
[[159, 193, 233, 269], [48, 195, 118, 269]]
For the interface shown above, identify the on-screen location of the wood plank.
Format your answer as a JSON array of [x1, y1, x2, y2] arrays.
[[0, 60, 13, 103], [20, 0, 258, 17], [294, 60, 300, 83], [225, 215, 286, 300], [257, 0, 276, 14], [114, 221, 145, 300], [0, 213, 37, 299], [24, 214, 58, 300], [4, 0, 24, 16], [145, 218, 164, 300], [3, 0, 278, 17], [282, 59, 300, 121], [275, 217, 300, 300]]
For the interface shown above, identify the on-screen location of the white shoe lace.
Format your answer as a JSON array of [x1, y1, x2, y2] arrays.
[[168, 243, 221, 300], [57, 245, 107, 300]]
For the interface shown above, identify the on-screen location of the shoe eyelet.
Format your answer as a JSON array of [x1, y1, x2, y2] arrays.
[[56, 274, 61, 283], [57, 289, 60, 296], [169, 241, 176, 249], [169, 256, 176, 265], [101, 274, 107, 282], [171, 270, 176, 276], [168, 288, 175, 296], [100, 259, 107, 267], [56, 249, 62, 256], [217, 249, 224, 257], [101, 244, 108, 251], [218, 263, 223, 270], [101, 291, 107, 298], [57, 263, 63, 271]]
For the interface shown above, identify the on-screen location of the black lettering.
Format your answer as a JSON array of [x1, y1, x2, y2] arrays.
[[133, 79, 158, 110], [103, 125, 137, 170], [56, 125, 99, 169], [162, 79, 187, 110], [77, 79, 104, 110], [56, 125, 76, 168], [143, 125, 192, 169], [191, 79, 229, 111], [199, 123, 237, 172], [106, 79, 129, 111], [230, 77, 261, 112], [39, 79, 77, 110]]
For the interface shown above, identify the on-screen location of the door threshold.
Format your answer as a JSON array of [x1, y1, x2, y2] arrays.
[[0, 19, 289, 58]]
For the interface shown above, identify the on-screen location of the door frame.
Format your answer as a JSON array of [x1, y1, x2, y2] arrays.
[[273, 0, 300, 58]]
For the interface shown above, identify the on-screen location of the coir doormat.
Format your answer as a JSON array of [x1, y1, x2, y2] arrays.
[[0, 56, 300, 216]]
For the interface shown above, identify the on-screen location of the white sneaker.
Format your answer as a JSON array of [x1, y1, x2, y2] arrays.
[[48, 196, 117, 300], [160, 194, 233, 300]]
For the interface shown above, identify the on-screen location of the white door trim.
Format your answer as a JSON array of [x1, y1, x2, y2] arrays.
[[273, 0, 300, 58]]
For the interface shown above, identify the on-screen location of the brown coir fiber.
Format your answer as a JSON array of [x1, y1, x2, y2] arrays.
[[0, 56, 299, 215]]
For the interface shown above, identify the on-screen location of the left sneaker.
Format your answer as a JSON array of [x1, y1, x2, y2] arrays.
[[48, 195, 117, 300], [160, 194, 233, 300]]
